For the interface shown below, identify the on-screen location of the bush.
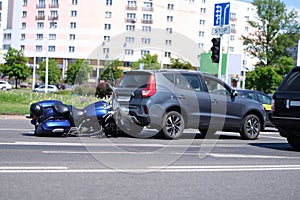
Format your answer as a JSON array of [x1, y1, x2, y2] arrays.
[[73, 84, 96, 96]]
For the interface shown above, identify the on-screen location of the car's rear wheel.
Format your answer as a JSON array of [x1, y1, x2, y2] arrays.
[[240, 114, 260, 140], [287, 137, 300, 151], [1, 87, 6, 91], [161, 111, 184, 139]]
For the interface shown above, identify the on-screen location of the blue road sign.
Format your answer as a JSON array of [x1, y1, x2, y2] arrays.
[[214, 2, 230, 26]]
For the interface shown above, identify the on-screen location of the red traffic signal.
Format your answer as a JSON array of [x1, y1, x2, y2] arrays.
[[211, 38, 221, 63]]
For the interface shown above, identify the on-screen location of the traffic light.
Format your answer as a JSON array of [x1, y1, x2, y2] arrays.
[[211, 38, 221, 63]]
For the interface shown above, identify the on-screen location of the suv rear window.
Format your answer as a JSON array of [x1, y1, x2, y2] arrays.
[[280, 70, 300, 91], [117, 72, 150, 88]]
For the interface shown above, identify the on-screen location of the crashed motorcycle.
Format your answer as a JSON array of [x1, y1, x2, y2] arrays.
[[27, 100, 111, 136]]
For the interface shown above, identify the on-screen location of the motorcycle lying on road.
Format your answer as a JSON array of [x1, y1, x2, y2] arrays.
[[26, 99, 111, 136]]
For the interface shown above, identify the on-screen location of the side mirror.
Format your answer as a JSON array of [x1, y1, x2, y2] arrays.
[[231, 90, 238, 97]]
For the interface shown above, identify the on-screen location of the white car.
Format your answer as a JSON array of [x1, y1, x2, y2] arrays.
[[0, 81, 12, 90], [33, 85, 59, 93]]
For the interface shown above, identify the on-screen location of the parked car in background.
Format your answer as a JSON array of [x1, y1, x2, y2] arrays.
[[237, 89, 273, 127], [110, 70, 266, 140], [0, 81, 12, 90], [270, 66, 300, 151], [33, 85, 59, 93]]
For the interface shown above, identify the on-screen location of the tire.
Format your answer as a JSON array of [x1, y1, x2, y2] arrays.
[[240, 114, 260, 140], [161, 111, 184, 139], [1, 87, 6, 91], [287, 137, 300, 151]]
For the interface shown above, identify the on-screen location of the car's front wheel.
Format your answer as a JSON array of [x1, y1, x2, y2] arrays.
[[287, 137, 300, 151], [240, 114, 260, 140], [161, 111, 184, 139]]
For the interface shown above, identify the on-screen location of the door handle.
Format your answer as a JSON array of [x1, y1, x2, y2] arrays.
[[177, 95, 185, 99], [211, 99, 217, 103]]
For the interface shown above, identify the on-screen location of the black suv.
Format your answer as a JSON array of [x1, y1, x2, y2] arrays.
[[111, 70, 266, 139], [270, 66, 300, 151]]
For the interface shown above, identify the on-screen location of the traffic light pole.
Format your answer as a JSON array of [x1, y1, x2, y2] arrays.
[[217, 35, 223, 79]]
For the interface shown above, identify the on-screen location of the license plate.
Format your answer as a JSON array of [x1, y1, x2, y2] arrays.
[[290, 100, 300, 107]]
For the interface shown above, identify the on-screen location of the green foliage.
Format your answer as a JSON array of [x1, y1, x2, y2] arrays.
[[73, 85, 96, 96], [131, 54, 161, 70], [37, 58, 62, 84], [170, 58, 193, 70], [65, 59, 92, 85], [0, 47, 30, 89], [245, 66, 282, 94], [100, 59, 123, 83], [242, 0, 300, 67]]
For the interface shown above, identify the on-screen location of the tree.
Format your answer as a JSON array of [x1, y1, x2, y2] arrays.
[[65, 59, 92, 85], [0, 47, 30, 89], [242, 0, 300, 67], [169, 58, 193, 70], [100, 59, 123, 83], [131, 54, 161, 70], [37, 58, 61, 84]]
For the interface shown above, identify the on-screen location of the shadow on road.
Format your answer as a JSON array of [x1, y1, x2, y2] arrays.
[[249, 142, 294, 152]]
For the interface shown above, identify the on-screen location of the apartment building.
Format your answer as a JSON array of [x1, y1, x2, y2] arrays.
[[2, 0, 257, 82]]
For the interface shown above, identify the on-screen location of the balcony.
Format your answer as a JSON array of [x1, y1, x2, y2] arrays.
[[230, 17, 237, 22], [125, 18, 136, 23], [48, 16, 59, 20], [49, 3, 59, 8], [141, 19, 153, 24], [35, 15, 45, 20], [125, 6, 137, 10], [36, 4, 46, 8], [142, 7, 153, 12], [231, 29, 237, 34]]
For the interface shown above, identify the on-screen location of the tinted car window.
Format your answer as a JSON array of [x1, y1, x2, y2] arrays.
[[280, 72, 300, 91], [117, 73, 150, 88], [203, 76, 230, 96], [257, 93, 271, 104]]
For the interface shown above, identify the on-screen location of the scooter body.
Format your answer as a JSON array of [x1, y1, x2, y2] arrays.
[[28, 100, 110, 136]]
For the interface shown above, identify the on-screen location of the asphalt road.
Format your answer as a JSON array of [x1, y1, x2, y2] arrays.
[[0, 117, 300, 200]]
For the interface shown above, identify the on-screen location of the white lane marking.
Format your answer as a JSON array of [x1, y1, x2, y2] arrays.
[[0, 166, 68, 170], [1, 165, 300, 173], [260, 135, 286, 140], [0, 129, 32, 131], [42, 151, 300, 159]]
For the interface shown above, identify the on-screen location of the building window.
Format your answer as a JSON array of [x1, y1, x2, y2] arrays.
[[126, 25, 135, 31], [36, 34, 43, 40], [72, 0, 78, 5], [167, 16, 173, 22], [21, 34, 25, 40], [106, 0, 112, 6], [70, 34, 76, 40], [230, 35, 235, 41], [104, 35, 110, 41], [36, 45, 42, 52], [49, 34, 56, 40], [125, 49, 134, 55], [199, 19, 205, 25], [71, 10, 77, 17], [230, 13, 237, 21], [168, 4, 174, 10], [198, 43, 204, 49], [142, 26, 151, 32], [22, 23, 26, 29], [69, 46, 75, 52], [23, 0, 28, 6], [104, 24, 111, 30], [22, 11, 27, 18], [141, 50, 150, 56], [199, 31, 205, 37], [4, 34, 12, 40], [164, 52, 171, 58], [229, 47, 234, 52], [125, 37, 134, 43], [20, 45, 25, 51], [37, 22, 44, 28], [103, 48, 110, 54], [48, 46, 56, 52], [166, 28, 173, 34], [200, 8, 206, 14], [70, 22, 76, 29], [165, 40, 172, 45], [50, 22, 57, 28], [142, 38, 150, 44], [105, 12, 112, 18], [245, 26, 249, 32]]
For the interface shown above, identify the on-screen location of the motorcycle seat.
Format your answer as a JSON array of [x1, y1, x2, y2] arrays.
[[53, 102, 70, 115]]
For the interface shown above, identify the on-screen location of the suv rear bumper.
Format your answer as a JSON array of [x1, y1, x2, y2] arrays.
[[270, 114, 300, 137]]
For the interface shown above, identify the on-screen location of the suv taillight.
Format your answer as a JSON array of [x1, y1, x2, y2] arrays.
[[142, 74, 156, 98], [271, 99, 275, 113]]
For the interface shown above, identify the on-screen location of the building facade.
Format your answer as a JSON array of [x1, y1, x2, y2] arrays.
[[2, 0, 258, 84]]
